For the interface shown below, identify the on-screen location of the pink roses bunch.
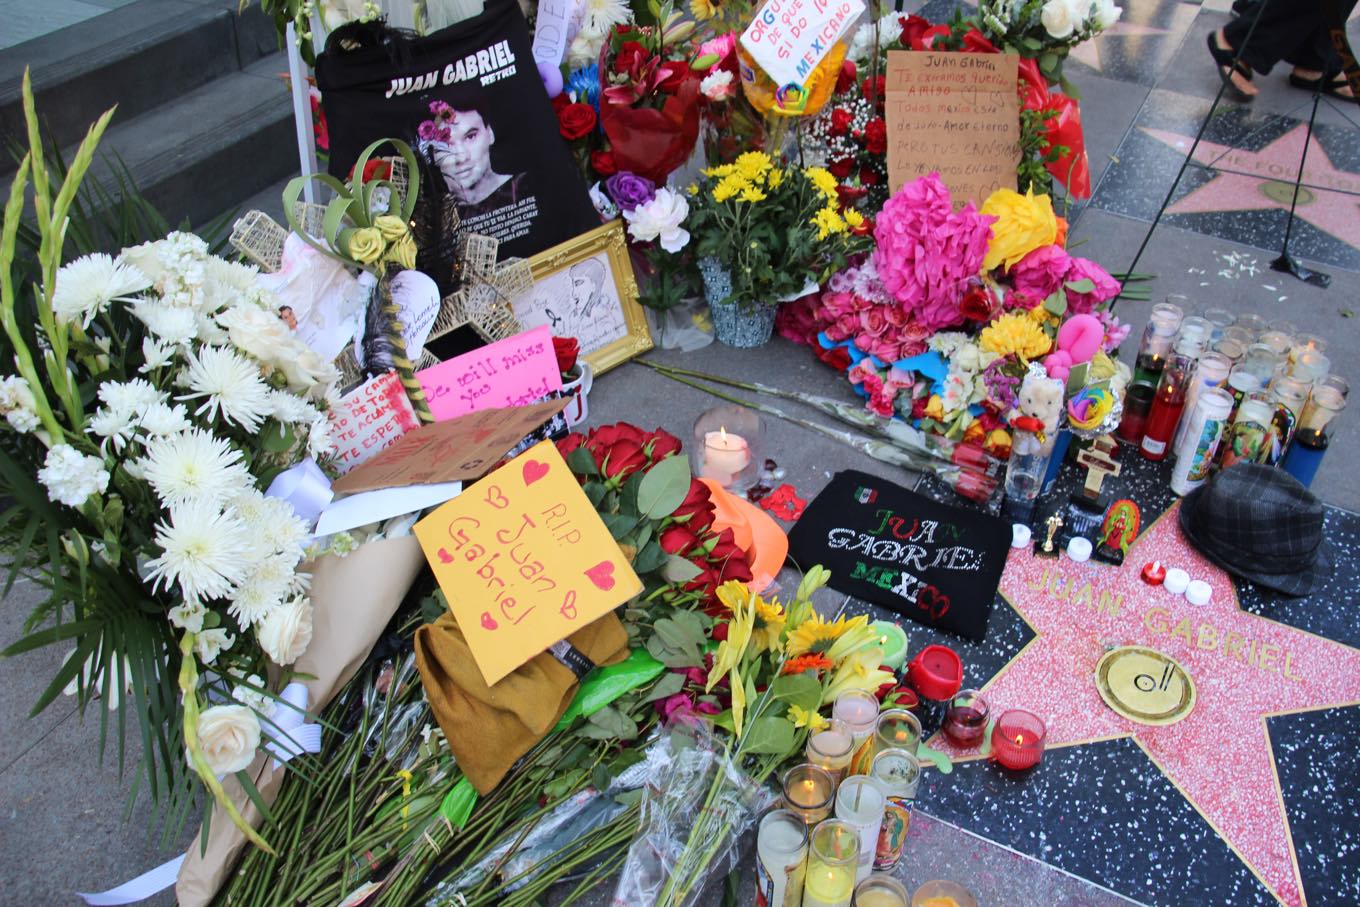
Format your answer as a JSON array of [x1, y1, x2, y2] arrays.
[[818, 291, 932, 364]]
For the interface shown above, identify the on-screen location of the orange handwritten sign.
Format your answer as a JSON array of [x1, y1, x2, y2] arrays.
[[414, 440, 642, 685]]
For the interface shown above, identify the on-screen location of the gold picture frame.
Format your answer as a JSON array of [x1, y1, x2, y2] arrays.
[[509, 220, 652, 376]]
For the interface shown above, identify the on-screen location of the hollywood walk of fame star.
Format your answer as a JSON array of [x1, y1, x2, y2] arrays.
[[931, 509, 1360, 906], [1142, 122, 1360, 252], [1068, 21, 1171, 73]]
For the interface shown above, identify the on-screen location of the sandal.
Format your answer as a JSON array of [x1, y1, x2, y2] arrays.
[[1289, 70, 1356, 99], [1206, 31, 1257, 100]]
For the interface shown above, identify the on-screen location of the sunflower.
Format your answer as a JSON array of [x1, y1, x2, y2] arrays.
[[751, 596, 786, 652], [788, 704, 829, 733], [979, 312, 1052, 360], [785, 613, 868, 658], [781, 652, 834, 676]]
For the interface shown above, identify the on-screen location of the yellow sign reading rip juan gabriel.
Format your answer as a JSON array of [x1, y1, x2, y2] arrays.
[[414, 441, 642, 685]]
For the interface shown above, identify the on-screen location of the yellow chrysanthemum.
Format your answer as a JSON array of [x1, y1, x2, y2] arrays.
[[844, 208, 865, 229], [712, 174, 747, 203], [788, 704, 830, 733], [767, 168, 784, 189], [734, 151, 772, 181], [980, 187, 1057, 272], [687, 183, 700, 196], [804, 166, 838, 202], [689, 0, 717, 19], [980, 312, 1053, 360], [811, 207, 847, 239], [739, 184, 768, 203], [703, 163, 736, 179]]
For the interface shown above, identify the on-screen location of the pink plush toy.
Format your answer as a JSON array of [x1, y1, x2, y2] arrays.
[[1043, 313, 1104, 380]]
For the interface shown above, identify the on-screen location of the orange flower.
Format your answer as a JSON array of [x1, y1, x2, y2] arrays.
[[1054, 216, 1068, 247], [782, 653, 834, 676]]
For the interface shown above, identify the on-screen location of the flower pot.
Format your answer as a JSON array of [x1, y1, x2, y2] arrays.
[[561, 361, 593, 428], [698, 256, 776, 349]]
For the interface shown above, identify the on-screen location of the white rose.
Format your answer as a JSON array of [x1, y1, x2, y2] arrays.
[[1092, 0, 1121, 30], [1040, 0, 1083, 39], [623, 188, 691, 254], [194, 704, 260, 775], [257, 596, 314, 665], [218, 304, 295, 367]]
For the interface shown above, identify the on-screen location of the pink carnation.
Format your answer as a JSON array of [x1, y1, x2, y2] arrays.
[[1010, 244, 1071, 303], [1064, 257, 1122, 314], [872, 173, 995, 332]]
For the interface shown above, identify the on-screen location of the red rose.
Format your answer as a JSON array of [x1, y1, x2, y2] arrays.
[[557, 433, 586, 458], [591, 149, 619, 177], [588, 423, 647, 449], [920, 24, 952, 49], [816, 345, 853, 371], [859, 165, 881, 186], [686, 504, 717, 535], [614, 40, 648, 75], [864, 117, 887, 155], [558, 102, 597, 140], [960, 27, 999, 54], [959, 285, 995, 322], [601, 439, 647, 479], [711, 620, 729, 642], [875, 669, 898, 701], [550, 92, 570, 113], [673, 478, 713, 516], [657, 61, 692, 93], [911, 396, 931, 420], [835, 60, 857, 95], [719, 556, 753, 583], [828, 155, 855, 179], [899, 15, 932, 50], [552, 335, 580, 374], [647, 428, 683, 461], [837, 184, 868, 208], [660, 525, 701, 556], [861, 75, 886, 103], [829, 107, 852, 137]]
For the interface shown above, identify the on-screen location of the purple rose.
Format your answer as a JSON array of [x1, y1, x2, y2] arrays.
[[1064, 256, 1122, 314], [605, 172, 657, 212]]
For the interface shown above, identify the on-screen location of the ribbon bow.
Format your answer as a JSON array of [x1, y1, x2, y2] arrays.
[[261, 682, 322, 769]]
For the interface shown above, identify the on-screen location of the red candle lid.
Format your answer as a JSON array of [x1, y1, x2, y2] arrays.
[[907, 644, 963, 701]]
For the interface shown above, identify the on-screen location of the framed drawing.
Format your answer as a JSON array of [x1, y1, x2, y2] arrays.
[[509, 220, 652, 375]]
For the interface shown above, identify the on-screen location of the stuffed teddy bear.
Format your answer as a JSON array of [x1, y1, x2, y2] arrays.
[[1012, 365, 1066, 457]]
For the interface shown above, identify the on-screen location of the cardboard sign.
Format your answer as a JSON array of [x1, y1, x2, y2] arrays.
[[329, 371, 423, 473], [787, 470, 1010, 640], [739, 0, 865, 89], [414, 441, 642, 685], [331, 398, 566, 495], [415, 325, 564, 422], [885, 50, 1020, 207]]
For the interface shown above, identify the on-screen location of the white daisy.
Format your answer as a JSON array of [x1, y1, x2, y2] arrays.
[[139, 428, 252, 508], [145, 499, 252, 603], [37, 444, 109, 508], [51, 253, 151, 328], [131, 299, 198, 346], [178, 346, 272, 431]]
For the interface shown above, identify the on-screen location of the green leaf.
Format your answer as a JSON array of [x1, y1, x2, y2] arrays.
[[439, 776, 478, 828], [661, 555, 703, 583], [602, 512, 640, 540], [583, 481, 607, 508], [632, 539, 667, 574], [642, 670, 686, 703], [1040, 51, 1059, 72], [619, 468, 646, 516], [260, 422, 295, 453], [770, 673, 822, 713], [671, 609, 708, 638], [1043, 291, 1068, 317], [567, 447, 600, 476], [654, 616, 702, 653], [1064, 277, 1096, 294], [636, 454, 691, 519], [741, 716, 796, 755]]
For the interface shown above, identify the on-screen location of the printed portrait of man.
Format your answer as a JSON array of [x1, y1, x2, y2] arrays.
[[419, 99, 527, 219]]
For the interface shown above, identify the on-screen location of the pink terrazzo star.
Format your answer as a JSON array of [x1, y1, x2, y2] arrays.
[[1068, 22, 1171, 73], [931, 507, 1360, 906], [1141, 123, 1360, 252]]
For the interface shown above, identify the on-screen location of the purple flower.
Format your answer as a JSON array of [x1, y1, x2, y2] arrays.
[[1064, 257, 1121, 314], [605, 171, 657, 212]]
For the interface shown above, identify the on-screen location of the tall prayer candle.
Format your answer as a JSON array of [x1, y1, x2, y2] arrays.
[[870, 748, 920, 872], [757, 809, 809, 907], [834, 776, 886, 883], [803, 819, 859, 907]]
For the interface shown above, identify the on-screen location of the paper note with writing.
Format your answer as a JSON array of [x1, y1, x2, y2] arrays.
[[414, 441, 642, 685], [331, 398, 567, 495], [329, 371, 423, 474], [416, 326, 564, 422], [885, 51, 1020, 207], [739, 0, 865, 89]]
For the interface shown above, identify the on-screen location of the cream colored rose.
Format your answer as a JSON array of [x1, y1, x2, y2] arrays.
[[194, 704, 260, 775], [384, 234, 418, 270], [257, 596, 314, 665], [345, 227, 385, 265], [218, 304, 295, 366], [373, 215, 410, 242], [279, 348, 341, 395], [1040, 0, 1082, 38]]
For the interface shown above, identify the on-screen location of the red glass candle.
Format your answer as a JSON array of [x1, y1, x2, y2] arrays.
[[943, 690, 989, 748], [1139, 378, 1186, 461], [1115, 384, 1155, 444], [992, 709, 1046, 771]]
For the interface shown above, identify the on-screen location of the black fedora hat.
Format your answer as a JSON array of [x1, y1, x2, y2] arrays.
[[1177, 463, 1332, 597]]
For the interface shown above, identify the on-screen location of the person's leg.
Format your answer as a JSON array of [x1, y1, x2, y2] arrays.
[[1220, 0, 1322, 75], [1286, 0, 1358, 97]]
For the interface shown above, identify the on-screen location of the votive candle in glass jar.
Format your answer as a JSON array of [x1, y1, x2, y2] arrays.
[[991, 709, 1047, 771], [1288, 349, 1331, 386], [852, 708, 921, 774], [1282, 384, 1347, 487], [942, 689, 990, 748], [1289, 333, 1326, 365], [1132, 301, 1185, 388], [834, 776, 886, 883], [1203, 307, 1234, 342], [690, 405, 764, 489], [870, 748, 920, 872], [1258, 329, 1294, 358], [803, 819, 860, 907], [783, 763, 835, 826], [853, 874, 910, 907], [807, 718, 856, 785], [834, 690, 880, 749], [757, 809, 809, 907], [1235, 313, 1269, 339], [910, 879, 978, 907]]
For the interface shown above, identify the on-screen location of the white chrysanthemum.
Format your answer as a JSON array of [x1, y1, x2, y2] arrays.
[[582, 0, 630, 36], [179, 346, 272, 431], [88, 407, 137, 453], [132, 299, 198, 346], [139, 428, 252, 508], [145, 499, 252, 603], [194, 628, 236, 665], [231, 674, 270, 712], [265, 390, 320, 426], [51, 253, 151, 328], [202, 256, 260, 296], [37, 444, 109, 508], [137, 402, 192, 437], [98, 378, 165, 413], [7, 408, 40, 433], [168, 600, 207, 632], [307, 418, 334, 459], [229, 554, 295, 627], [232, 491, 308, 552], [0, 376, 41, 434], [141, 337, 177, 372]]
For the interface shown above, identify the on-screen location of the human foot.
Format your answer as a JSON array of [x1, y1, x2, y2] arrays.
[[1207, 30, 1258, 99], [1289, 67, 1355, 99]]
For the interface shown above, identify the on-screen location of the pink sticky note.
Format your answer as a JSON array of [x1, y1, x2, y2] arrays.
[[415, 326, 564, 422]]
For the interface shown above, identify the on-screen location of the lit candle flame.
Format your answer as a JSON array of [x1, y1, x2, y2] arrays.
[[1016, 734, 1025, 745], [719, 426, 727, 441]]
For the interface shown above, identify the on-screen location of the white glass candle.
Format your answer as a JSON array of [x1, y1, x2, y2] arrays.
[[806, 718, 855, 785], [757, 809, 809, 907], [803, 819, 859, 907], [833, 690, 879, 749], [702, 427, 750, 484], [834, 775, 886, 883]]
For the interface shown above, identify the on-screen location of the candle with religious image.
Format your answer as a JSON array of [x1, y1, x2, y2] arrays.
[[803, 819, 860, 907], [1169, 388, 1234, 496], [834, 775, 886, 883], [1263, 376, 1310, 465], [756, 809, 809, 907], [1219, 394, 1275, 468], [869, 749, 920, 872], [1171, 350, 1232, 451]]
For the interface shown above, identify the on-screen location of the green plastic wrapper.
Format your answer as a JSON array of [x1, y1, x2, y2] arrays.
[[554, 648, 666, 731]]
